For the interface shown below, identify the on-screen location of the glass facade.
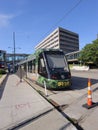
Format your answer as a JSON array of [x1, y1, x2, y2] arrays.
[[0, 50, 29, 68], [6, 53, 29, 64], [66, 51, 80, 62], [0, 50, 6, 62]]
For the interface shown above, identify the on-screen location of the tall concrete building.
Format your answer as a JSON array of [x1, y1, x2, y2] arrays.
[[35, 27, 79, 54]]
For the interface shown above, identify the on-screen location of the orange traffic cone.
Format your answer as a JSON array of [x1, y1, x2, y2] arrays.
[[87, 78, 92, 106], [83, 78, 97, 109]]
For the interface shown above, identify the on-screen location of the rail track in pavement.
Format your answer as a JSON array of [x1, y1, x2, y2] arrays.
[[24, 77, 83, 130]]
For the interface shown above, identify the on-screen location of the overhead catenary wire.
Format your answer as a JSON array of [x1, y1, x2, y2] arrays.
[[36, 0, 83, 44], [25, 0, 83, 54]]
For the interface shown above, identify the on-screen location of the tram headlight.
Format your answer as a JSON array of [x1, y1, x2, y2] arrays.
[[51, 74, 57, 80]]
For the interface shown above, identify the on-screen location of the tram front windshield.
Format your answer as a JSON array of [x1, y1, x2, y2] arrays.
[[45, 51, 68, 70]]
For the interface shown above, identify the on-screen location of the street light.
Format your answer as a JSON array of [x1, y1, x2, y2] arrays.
[[8, 32, 21, 72], [13, 32, 15, 72]]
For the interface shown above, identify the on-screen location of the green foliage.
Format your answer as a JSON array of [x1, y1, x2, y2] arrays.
[[78, 39, 98, 66], [0, 74, 2, 78], [0, 69, 6, 74]]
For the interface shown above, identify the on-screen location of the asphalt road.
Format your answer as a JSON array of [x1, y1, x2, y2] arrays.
[[71, 69, 98, 79], [71, 69, 98, 90]]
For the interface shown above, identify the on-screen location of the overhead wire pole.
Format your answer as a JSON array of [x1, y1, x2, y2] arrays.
[[97, 34, 98, 39], [13, 32, 16, 73], [37, 0, 83, 43]]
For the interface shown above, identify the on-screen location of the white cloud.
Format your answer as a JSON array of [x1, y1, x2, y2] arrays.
[[0, 14, 14, 28]]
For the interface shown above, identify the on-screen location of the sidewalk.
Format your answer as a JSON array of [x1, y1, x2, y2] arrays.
[[0, 74, 77, 130]]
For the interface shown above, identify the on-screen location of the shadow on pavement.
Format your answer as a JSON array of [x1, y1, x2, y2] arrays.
[[15, 68, 26, 79], [0, 74, 9, 100], [71, 76, 98, 90]]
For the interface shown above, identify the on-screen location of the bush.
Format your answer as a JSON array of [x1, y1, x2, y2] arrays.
[[0, 69, 6, 74]]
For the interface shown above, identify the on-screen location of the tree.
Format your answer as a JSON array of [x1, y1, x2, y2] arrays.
[[78, 39, 98, 66]]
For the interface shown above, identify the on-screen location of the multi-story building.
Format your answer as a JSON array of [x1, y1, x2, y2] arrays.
[[35, 27, 79, 54]]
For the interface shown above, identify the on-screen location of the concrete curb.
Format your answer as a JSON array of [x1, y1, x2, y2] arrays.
[[0, 74, 7, 86], [71, 66, 89, 71]]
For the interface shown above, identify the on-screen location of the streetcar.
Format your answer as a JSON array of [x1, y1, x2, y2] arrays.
[[18, 49, 71, 89]]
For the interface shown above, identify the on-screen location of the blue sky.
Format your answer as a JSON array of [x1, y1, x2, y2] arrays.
[[0, 0, 98, 54]]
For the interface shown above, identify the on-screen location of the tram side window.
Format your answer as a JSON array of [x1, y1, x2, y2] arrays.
[[32, 59, 36, 73], [38, 55, 47, 77]]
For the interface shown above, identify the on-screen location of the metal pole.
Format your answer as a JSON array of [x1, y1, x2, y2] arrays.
[[26, 62, 28, 78], [97, 34, 98, 39], [13, 32, 15, 72], [44, 81, 48, 96], [20, 66, 22, 82]]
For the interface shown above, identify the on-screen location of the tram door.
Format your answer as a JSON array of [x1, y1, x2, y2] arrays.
[[38, 53, 48, 78]]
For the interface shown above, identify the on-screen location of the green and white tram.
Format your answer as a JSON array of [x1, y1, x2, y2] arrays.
[[18, 49, 71, 89]]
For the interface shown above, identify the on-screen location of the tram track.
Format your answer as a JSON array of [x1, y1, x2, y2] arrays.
[[24, 77, 83, 130], [25, 77, 57, 95]]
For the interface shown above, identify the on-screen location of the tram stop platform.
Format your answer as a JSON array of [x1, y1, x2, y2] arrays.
[[0, 74, 77, 130]]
